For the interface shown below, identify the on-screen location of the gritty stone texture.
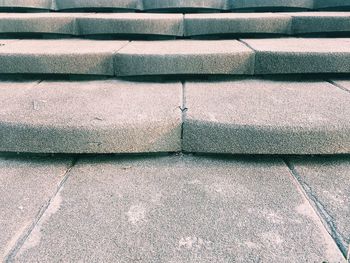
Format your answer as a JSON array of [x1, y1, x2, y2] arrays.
[[243, 38, 350, 74], [115, 40, 254, 76], [229, 0, 314, 10], [288, 156, 350, 257], [13, 155, 345, 262], [55, 0, 141, 10], [184, 13, 291, 36], [0, 39, 128, 75], [0, 0, 52, 10], [0, 79, 182, 153], [143, 0, 228, 11], [0, 154, 73, 260], [314, 0, 350, 10], [290, 12, 350, 34], [0, 13, 84, 35], [78, 13, 183, 37], [183, 78, 350, 154], [330, 79, 350, 92]]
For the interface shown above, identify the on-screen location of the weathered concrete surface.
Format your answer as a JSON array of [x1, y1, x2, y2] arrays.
[[183, 78, 350, 154], [115, 40, 254, 76], [0, 79, 182, 153], [0, 39, 128, 75], [290, 12, 350, 34], [55, 0, 141, 10], [13, 155, 345, 262], [0, 13, 84, 35], [330, 79, 350, 92], [143, 0, 228, 11], [0, 0, 52, 10], [78, 13, 183, 37], [242, 38, 350, 74], [314, 0, 350, 10], [184, 13, 291, 36], [0, 154, 73, 261], [287, 156, 350, 258], [229, 0, 314, 10]]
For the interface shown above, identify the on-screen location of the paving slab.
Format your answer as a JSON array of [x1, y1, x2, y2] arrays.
[[287, 156, 350, 258], [184, 13, 291, 36], [142, 0, 228, 11], [13, 155, 345, 262], [0, 39, 128, 75], [183, 78, 350, 154], [229, 0, 314, 11], [78, 13, 183, 37], [242, 38, 350, 74], [290, 12, 350, 34], [0, 154, 73, 261], [0, 0, 52, 10], [115, 40, 254, 76], [0, 79, 182, 153], [55, 0, 141, 11], [330, 79, 350, 92], [314, 0, 350, 10]]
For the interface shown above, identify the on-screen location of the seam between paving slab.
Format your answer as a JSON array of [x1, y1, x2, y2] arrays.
[[4, 157, 79, 262], [283, 158, 348, 260], [326, 79, 350, 95], [180, 80, 188, 142], [237, 39, 257, 75]]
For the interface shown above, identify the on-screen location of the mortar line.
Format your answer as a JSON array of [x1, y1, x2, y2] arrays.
[[326, 79, 350, 95], [283, 158, 348, 260], [4, 157, 79, 262]]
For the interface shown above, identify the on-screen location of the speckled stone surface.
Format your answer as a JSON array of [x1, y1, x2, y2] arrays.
[[12, 155, 345, 262], [184, 13, 291, 36], [183, 78, 350, 154], [143, 0, 228, 11], [229, 0, 314, 10], [55, 0, 141, 10], [0, 39, 128, 75], [78, 13, 183, 36], [287, 156, 350, 257], [115, 40, 254, 76], [242, 38, 350, 74], [330, 79, 350, 92], [0, 154, 73, 260], [0, 0, 52, 10], [314, 0, 350, 10], [0, 79, 182, 153]]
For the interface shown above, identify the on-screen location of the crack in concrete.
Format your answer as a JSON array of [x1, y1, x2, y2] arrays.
[[4, 157, 79, 262], [283, 158, 348, 261]]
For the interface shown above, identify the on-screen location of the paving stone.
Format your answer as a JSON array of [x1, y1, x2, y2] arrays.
[[0, 13, 84, 35], [287, 156, 350, 257], [0, 154, 73, 260], [115, 40, 254, 76], [143, 0, 228, 11], [184, 13, 291, 36], [55, 0, 141, 11], [0, 79, 182, 153], [290, 12, 350, 34], [183, 78, 350, 154], [242, 38, 350, 74], [0, 39, 128, 75], [229, 0, 314, 11], [13, 155, 345, 262], [314, 0, 350, 10], [0, 0, 52, 10], [78, 13, 183, 37], [330, 79, 350, 92]]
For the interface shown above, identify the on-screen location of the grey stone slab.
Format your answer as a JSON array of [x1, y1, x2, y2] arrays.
[[288, 156, 350, 258], [229, 0, 314, 10], [115, 40, 254, 76], [183, 78, 350, 154], [184, 13, 291, 36], [143, 0, 228, 11], [290, 12, 350, 34], [0, 154, 73, 260], [0, 79, 182, 153], [314, 0, 350, 10], [78, 13, 183, 37], [330, 79, 350, 92], [242, 38, 350, 74], [0, 0, 52, 10], [0, 13, 86, 35], [13, 155, 345, 262], [0, 39, 128, 75], [55, 0, 141, 11]]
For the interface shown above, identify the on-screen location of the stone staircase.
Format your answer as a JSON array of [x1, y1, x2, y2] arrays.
[[1, 1, 350, 262]]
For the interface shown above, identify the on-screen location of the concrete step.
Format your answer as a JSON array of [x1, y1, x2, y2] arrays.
[[0, 0, 349, 12], [0, 38, 349, 76], [1, 12, 350, 37], [0, 77, 349, 154], [1, 154, 346, 262]]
